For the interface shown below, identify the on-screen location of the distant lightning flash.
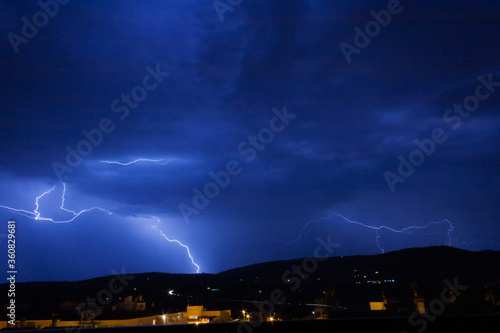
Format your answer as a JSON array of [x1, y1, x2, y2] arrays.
[[332, 212, 454, 253], [100, 158, 176, 166], [290, 211, 454, 253], [150, 217, 200, 273], [0, 183, 111, 223]]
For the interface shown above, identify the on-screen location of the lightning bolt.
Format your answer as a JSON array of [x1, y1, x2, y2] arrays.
[[0, 184, 202, 272], [287, 211, 454, 254], [100, 158, 176, 166], [150, 216, 200, 273], [0, 183, 111, 223]]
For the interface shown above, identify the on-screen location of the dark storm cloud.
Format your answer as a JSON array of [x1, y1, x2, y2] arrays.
[[0, 0, 499, 280]]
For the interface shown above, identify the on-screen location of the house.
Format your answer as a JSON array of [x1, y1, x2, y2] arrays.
[[112, 295, 146, 312]]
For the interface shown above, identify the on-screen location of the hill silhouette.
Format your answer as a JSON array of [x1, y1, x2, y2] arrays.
[[2, 246, 499, 320]]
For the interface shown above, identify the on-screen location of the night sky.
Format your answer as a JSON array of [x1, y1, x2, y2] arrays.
[[1, 0, 499, 282]]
